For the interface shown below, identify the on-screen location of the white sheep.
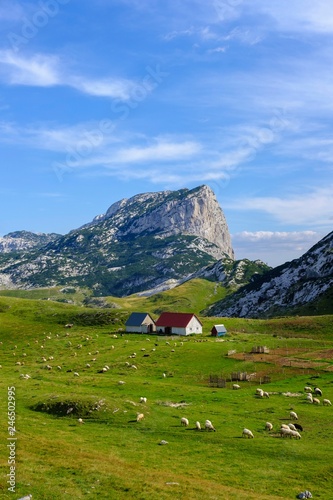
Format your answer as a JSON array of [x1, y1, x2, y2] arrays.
[[288, 423, 297, 431], [181, 417, 189, 427], [136, 413, 144, 422], [256, 388, 264, 396], [140, 397, 147, 403], [323, 398, 332, 406], [290, 411, 298, 420], [74, 372, 80, 377], [205, 419, 216, 431], [263, 391, 270, 398], [304, 386, 313, 393], [280, 424, 290, 430], [265, 422, 273, 431], [233, 384, 240, 390], [280, 427, 293, 438], [78, 418, 84, 424], [306, 393, 313, 403], [313, 397, 321, 405], [195, 421, 201, 431], [290, 430, 301, 439], [242, 428, 254, 438]]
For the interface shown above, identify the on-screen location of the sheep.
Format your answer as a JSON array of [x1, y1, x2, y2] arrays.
[[265, 422, 273, 431], [306, 394, 313, 403], [280, 427, 293, 438], [304, 386, 313, 393], [181, 417, 189, 427], [205, 419, 216, 431], [280, 424, 290, 430], [131, 365, 137, 370], [136, 413, 144, 422], [290, 430, 301, 439], [242, 428, 254, 438], [290, 411, 298, 420], [314, 387, 322, 396], [140, 397, 147, 404], [195, 421, 201, 431], [323, 398, 332, 406], [73, 372, 80, 377], [233, 384, 240, 390], [293, 423, 303, 432], [57, 365, 62, 370], [256, 388, 264, 396], [118, 380, 125, 385], [288, 423, 297, 431], [263, 391, 270, 398], [78, 418, 84, 424], [313, 397, 321, 405]]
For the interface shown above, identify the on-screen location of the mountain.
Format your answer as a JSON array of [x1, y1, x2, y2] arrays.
[[0, 185, 238, 296], [207, 231, 333, 318], [0, 231, 61, 253]]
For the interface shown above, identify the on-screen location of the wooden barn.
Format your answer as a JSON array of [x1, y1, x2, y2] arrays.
[[125, 312, 156, 333], [211, 324, 227, 337], [155, 312, 202, 336]]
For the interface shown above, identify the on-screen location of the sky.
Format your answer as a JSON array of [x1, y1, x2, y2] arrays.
[[0, 0, 332, 267]]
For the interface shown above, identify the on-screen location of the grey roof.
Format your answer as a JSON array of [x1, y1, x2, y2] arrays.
[[212, 324, 227, 332], [125, 312, 154, 326]]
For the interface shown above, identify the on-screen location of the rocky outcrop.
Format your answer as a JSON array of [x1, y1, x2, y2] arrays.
[[0, 231, 61, 253], [208, 231, 333, 318]]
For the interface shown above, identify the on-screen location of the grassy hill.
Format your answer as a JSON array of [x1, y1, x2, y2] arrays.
[[1, 295, 333, 498]]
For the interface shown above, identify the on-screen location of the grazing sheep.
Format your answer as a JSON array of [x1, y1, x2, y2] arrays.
[[78, 418, 84, 424], [57, 365, 62, 370], [205, 419, 216, 431], [131, 365, 137, 370], [73, 372, 80, 377], [263, 391, 270, 398], [181, 417, 189, 427], [323, 398, 332, 406], [306, 394, 313, 403], [118, 380, 125, 385], [195, 421, 201, 431], [136, 413, 144, 422], [280, 424, 290, 430], [313, 397, 321, 405], [159, 440, 168, 445], [288, 423, 297, 431], [256, 388, 264, 396], [290, 411, 298, 420], [233, 384, 240, 390], [304, 386, 313, 393], [140, 397, 147, 403], [290, 430, 301, 439], [280, 427, 293, 438], [265, 422, 273, 431], [293, 423, 303, 432], [314, 387, 322, 396], [242, 428, 254, 438]]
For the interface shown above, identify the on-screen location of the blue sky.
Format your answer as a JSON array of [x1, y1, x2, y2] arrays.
[[0, 0, 332, 267]]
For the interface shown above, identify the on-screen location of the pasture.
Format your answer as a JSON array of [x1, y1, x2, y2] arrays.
[[0, 296, 332, 499]]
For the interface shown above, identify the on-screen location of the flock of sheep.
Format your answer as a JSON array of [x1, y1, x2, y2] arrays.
[[178, 383, 331, 441]]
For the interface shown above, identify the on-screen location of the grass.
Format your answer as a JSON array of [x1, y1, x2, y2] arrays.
[[0, 296, 333, 498]]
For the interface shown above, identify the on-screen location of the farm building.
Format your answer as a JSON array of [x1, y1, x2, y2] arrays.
[[125, 312, 156, 333], [211, 324, 227, 337], [155, 312, 202, 336]]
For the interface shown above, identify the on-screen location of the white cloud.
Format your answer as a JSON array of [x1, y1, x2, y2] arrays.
[[226, 187, 333, 226], [232, 230, 325, 267], [0, 49, 138, 101], [251, 0, 333, 34], [110, 139, 201, 164], [0, 50, 60, 86]]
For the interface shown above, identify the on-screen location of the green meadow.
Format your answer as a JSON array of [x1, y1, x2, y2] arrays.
[[0, 289, 333, 499]]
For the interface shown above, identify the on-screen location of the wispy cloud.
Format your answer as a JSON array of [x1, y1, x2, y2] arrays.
[[0, 49, 138, 100], [232, 230, 324, 267], [0, 50, 60, 86], [226, 187, 333, 226]]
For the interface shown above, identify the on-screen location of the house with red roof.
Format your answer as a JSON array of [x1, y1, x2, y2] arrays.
[[155, 312, 202, 336]]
